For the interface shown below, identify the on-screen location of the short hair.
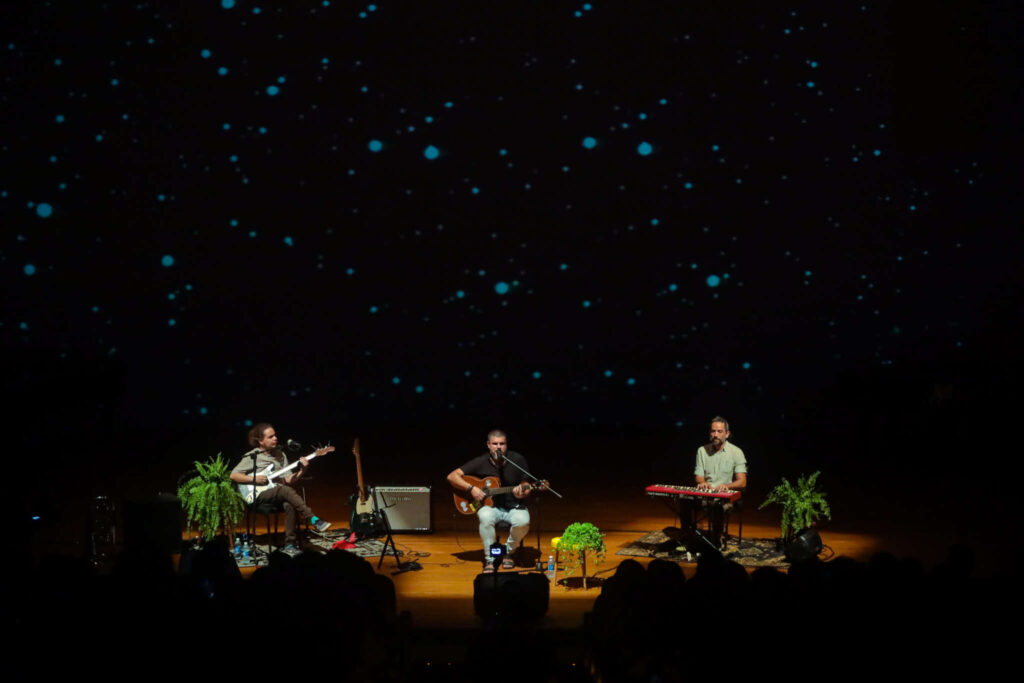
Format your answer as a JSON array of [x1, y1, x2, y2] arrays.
[[709, 416, 730, 432], [486, 429, 507, 441], [248, 422, 274, 447]]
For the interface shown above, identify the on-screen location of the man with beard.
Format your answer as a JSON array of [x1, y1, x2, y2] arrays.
[[693, 416, 747, 548]]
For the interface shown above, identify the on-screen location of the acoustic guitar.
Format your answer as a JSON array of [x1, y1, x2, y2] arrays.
[[452, 475, 549, 515]]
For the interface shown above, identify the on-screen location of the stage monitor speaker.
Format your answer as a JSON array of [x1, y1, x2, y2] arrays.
[[473, 572, 549, 622], [374, 486, 432, 532], [784, 528, 823, 563]]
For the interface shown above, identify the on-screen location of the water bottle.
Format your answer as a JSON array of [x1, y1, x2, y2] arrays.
[[242, 538, 250, 559], [233, 534, 241, 558], [546, 555, 556, 582]]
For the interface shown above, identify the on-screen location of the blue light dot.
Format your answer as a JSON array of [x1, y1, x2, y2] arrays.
[[444, 101, 453, 108], [369, 305, 379, 313], [805, 270, 812, 276], [582, 136, 597, 149], [36, 203, 53, 218], [283, 236, 293, 246], [810, 61, 818, 68], [743, 362, 751, 370], [415, 385, 424, 393], [168, 319, 176, 326], [806, 81, 815, 88], [626, 378, 636, 386], [582, 300, 591, 308], [368, 139, 383, 152], [455, 290, 465, 298], [199, 407, 208, 415], [168, 293, 176, 300], [650, 218, 659, 226], [244, 419, 253, 427], [583, 2, 592, 8], [494, 281, 510, 295], [55, 114, 64, 123], [638, 112, 647, 120], [498, 148, 507, 156], [532, 371, 542, 379], [201, 49, 211, 59], [637, 142, 653, 156], [668, 283, 677, 291], [222, 123, 231, 130], [346, 268, 355, 275], [19, 322, 28, 330], [425, 115, 433, 123], [471, 187, 480, 194], [161, 254, 174, 267], [909, 205, 916, 211], [684, 182, 693, 189], [559, 263, 568, 271], [259, 127, 267, 134], [24, 264, 35, 276], [221, 0, 235, 8], [110, 78, 119, 86], [218, 67, 228, 75], [368, 4, 377, 10], [706, 275, 721, 287], [423, 145, 439, 160], [248, 231, 257, 238], [873, 149, 881, 156], [604, 370, 613, 377], [230, 218, 238, 226], [392, 377, 401, 385], [229, 154, 238, 162], [266, 85, 279, 96]]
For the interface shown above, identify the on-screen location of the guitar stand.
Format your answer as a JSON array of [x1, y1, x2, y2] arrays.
[[373, 487, 421, 573]]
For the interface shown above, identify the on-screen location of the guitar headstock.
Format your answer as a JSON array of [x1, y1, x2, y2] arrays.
[[528, 479, 550, 492], [352, 438, 360, 457], [314, 444, 336, 457]]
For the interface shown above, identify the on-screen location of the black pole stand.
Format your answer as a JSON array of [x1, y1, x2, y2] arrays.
[[374, 487, 421, 573], [498, 456, 563, 570]]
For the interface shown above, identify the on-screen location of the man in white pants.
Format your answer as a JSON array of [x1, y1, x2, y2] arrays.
[[447, 430, 532, 572]]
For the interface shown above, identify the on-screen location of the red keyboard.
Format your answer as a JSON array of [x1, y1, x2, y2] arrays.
[[645, 484, 742, 503]]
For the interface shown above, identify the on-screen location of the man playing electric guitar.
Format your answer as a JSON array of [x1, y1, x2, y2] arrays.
[[446, 429, 532, 573], [229, 423, 331, 555]]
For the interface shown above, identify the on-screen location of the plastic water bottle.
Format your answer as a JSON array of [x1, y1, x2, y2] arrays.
[[242, 538, 250, 559], [233, 535, 241, 558], [546, 555, 556, 582]]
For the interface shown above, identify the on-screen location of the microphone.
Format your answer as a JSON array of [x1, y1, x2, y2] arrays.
[[284, 439, 303, 452]]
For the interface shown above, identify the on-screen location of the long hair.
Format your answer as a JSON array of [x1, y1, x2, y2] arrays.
[[247, 423, 274, 447]]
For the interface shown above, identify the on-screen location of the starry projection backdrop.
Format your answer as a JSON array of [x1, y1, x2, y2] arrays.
[[3, 2, 1019, 483]]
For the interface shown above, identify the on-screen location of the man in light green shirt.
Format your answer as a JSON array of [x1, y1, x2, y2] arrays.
[[693, 416, 747, 548]]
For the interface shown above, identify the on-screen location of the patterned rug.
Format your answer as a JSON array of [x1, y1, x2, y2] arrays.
[[616, 529, 790, 568], [305, 528, 404, 559]]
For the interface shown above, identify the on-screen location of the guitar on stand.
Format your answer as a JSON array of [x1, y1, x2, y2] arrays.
[[237, 445, 335, 504], [348, 438, 382, 538]]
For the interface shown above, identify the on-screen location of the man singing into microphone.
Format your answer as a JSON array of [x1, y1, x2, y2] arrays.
[[447, 429, 532, 573], [230, 423, 331, 556]]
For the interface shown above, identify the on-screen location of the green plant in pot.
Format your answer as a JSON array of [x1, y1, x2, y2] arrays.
[[557, 522, 606, 590], [177, 453, 247, 544], [758, 471, 831, 545]]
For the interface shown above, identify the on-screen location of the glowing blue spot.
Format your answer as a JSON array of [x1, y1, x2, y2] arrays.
[[266, 85, 279, 96], [222, 123, 231, 130], [55, 114, 64, 123], [423, 145, 439, 159], [369, 305, 379, 313], [582, 300, 591, 308], [706, 275, 721, 287], [110, 78, 119, 86], [425, 115, 433, 123], [604, 370, 613, 377], [494, 281, 510, 295], [684, 182, 693, 189], [218, 67, 228, 75], [650, 218, 659, 226], [277, 76, 286, 84], [742, 362, 751, 369], [201, 49, 211, 58], [230, 218, 238, 226], [346, 268, 355, 275], [668, 283, 677, 291], [415, 385, 424, 393], [638, 112, 647, 120], [259, 127, 267, 134], [248, 231, 256, 237], [455, 290, 465, 298], [583, 2, 592, 9], [582, 136, 597, 149], [322, 58, 329, 64], [368, 4, 377, 10], [659, 98, 668, 105], [471, 187, 480, 194], [407, 125, 415, 132], [157, 194, 166, 201], [199, 406, 208, 415], [478, 270, 486, 276], [184, 283, 193, 291], [49, 155, 57, 163], [24, 264, 35, 276], [92, 306, 99, 312], [161, 255, 174, 267], [626, 378, 636, 386], [804, 270, 812, 276], [392, 376, 401, 385], [54, 58, 61, 65], [806, 81, 815, 88], [244, 419, 253, 427], [499, 148, 507, 156], [532, 371, 542, 379], [690, 263, 698, 269], [19, 322, 28, 330], [711, 144, 720, 151], [575, 83, 584, 91], [873, 149, 881, 156], [229, 155, 238, 163], [368, 139, 383, 152], [168, 318, 176, 326], [36, 203, 53, 218], [444, 101, 453, 108], [360, 85, 368, 92], [221, 0, 235, 8], [560, 263, 568, 270], [909, 205, 916, 211], [31, 516, 41, 521], [283, 236, 293, 246], [562, 165, 570, 172], [637, 142, 653, 156], [575, 10, 582, 17], [168, 293, 175, 300], [810, 61, 818, 68]]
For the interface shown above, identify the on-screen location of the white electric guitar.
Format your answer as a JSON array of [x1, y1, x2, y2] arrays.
[[237, 445, 335, 504]]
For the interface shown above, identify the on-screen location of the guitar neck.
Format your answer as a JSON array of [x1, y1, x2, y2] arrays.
[[267, 451, 320, 481]]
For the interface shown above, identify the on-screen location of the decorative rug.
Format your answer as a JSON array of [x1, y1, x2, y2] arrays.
[[616, 529, 789, 568], [306, 529, 404, 559]]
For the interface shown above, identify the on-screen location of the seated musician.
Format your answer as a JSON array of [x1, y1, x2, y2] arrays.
[[446, 429, 532, 573], [694, 416, 747, 548], [229, 423, 331, 556]]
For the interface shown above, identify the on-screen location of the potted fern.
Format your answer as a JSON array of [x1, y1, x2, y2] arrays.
[[177, 453, 247, 544], [758, 471, 832, 545], [558, 522, 607, 590]]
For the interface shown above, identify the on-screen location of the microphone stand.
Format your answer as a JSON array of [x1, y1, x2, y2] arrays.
[[498, 453, 563, 570]]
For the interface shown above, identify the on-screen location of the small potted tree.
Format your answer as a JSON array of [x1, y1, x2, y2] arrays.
[[558, 522, 607, 590], [177, 453, 247, 545], [759, 471, 831, 545]]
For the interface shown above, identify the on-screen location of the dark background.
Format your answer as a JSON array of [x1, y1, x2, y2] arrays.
[[3, 2, 1021, 552]]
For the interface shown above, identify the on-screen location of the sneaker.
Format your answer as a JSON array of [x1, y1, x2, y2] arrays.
[[312, 517, 331, 533], [281, 543, 303, 557]]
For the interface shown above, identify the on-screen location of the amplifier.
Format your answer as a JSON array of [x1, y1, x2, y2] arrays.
[[373, 486, 433, 533]]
